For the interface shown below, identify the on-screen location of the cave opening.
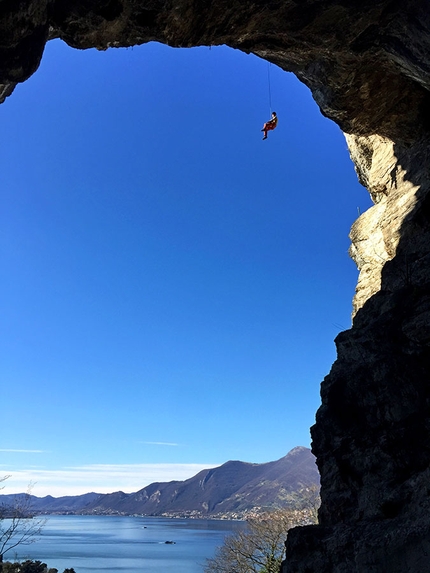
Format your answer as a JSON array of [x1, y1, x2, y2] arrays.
[[1, 39, 372, 487], [2, 1, 430, 569]]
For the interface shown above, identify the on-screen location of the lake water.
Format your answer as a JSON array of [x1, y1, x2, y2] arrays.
[[11, 515, 246, 573]]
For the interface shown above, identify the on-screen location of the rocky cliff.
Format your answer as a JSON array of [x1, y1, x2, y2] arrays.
[[1, 1, 430, 571]]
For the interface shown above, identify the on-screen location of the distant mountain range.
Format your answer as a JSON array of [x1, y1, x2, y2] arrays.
[[1, 447, 319, 519]]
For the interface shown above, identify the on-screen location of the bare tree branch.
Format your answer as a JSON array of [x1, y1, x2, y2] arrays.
[[0, 478, 46, 563], [205, 489, 320, 573]]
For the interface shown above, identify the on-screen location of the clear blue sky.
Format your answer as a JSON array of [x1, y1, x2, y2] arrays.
[[1, 40, 371, 496]]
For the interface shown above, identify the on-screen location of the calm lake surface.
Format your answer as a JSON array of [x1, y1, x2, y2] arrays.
[[12, 515, 246, 573]]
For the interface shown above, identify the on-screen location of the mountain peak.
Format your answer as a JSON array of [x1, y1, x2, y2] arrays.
[[2, 448, 319, 519]]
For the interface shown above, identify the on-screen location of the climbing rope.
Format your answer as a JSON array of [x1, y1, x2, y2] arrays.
[[267, 62, 273, 114]]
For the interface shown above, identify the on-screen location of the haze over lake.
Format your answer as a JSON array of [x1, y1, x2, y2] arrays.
[[11, 515, 245, 573]]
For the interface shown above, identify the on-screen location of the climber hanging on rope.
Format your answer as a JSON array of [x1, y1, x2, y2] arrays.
[[261, 111, 278, 140]]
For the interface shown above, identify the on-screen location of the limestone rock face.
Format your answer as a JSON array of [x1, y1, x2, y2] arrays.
[[1, 1, 430, 571]]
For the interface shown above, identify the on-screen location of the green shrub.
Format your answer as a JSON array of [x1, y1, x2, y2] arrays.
[[2, 560, 74, 573]]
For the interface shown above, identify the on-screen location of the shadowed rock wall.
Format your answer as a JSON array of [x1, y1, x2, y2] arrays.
[[2, 1, 430, 571]]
